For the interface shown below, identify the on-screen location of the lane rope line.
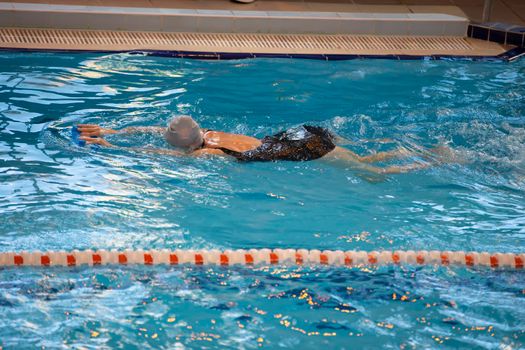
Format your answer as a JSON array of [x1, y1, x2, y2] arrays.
[[0, 249, 524, 269]]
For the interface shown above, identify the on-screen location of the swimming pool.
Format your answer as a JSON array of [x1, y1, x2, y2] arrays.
[[0, 52, 524, 348]]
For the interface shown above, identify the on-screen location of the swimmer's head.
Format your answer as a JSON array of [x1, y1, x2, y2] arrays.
[[164, 115, 203, 151]]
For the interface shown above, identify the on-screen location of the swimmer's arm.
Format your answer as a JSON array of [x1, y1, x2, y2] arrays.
[[77, 124, 118, 137], [80, 137, 225, 157], [80, 137, 180, 154], [80, 136, 113, 147], [129, 147, 185, 156], [128, 147, 228, 158], [77, 124, 164, 136], [119, 126, 165, 134], [81, 137, 186, 156], [123, 148, 226, 157]]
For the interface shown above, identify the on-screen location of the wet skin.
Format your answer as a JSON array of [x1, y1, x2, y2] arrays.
[[76, 124, 435, 175]]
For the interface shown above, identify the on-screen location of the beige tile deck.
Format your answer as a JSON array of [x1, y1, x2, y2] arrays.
[[4, 0, 524, 25], [0, 3, 470, 36], [4, 0, 523, 25], [407, 5, 467, 17]]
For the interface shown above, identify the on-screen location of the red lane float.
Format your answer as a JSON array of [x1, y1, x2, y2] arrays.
[[0, 249, 523, 269]]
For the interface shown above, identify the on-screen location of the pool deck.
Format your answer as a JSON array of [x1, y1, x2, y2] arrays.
[[5, 0, 524, 26], [0, 1, 521, 58]]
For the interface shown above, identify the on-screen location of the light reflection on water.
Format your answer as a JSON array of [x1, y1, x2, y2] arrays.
[[0, 52, 524, 348]]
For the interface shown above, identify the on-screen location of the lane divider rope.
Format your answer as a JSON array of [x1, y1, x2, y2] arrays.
[[0, 249, 524, 269]]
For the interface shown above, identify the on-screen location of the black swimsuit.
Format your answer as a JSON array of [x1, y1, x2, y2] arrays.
[[217, 125, 336, 162]]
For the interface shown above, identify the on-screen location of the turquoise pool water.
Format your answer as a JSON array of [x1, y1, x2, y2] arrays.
[[0, 52, 524, 349]]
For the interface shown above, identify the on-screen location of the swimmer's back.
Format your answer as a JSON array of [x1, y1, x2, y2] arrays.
[[203, 130, 261, 153], [217, 125, 336, 162]]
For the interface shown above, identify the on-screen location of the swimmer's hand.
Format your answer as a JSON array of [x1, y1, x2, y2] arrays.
[[77, 124, 118, 137], [79, 136, 112, 147]]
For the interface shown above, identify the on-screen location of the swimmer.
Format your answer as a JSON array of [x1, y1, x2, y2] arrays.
[[76, 115, 437, 175]]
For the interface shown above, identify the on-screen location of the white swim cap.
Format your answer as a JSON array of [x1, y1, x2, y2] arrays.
[[164, 115, 203, 150]]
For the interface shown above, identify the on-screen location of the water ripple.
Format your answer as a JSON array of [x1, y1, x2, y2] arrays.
[[0, 53, 524, 348]]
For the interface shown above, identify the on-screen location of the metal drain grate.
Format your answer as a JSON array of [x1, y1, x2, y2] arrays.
[[0, 27, 479, 55]]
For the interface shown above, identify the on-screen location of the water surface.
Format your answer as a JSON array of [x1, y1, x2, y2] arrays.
[[0, 53, 524, 349]]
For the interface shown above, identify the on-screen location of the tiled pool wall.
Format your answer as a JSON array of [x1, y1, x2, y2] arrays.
[[156, 49, 524, 62], [3, 47, 522, 63], [468, 23, 525, 48]]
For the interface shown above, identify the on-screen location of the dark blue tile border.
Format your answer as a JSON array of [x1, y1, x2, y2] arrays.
[[253, 53, 293, 59], [218, 52, 254, 59], [468, 22, 525, 48], [323, 54, 360, 60], [396, 55, 425, 60], [472, 26, 489, 41], [1, 46, 523, 62], [489, 29, 506, 44], [497, 46, 525, 61], [507, 32, 524, 47], [299, 54, 324, 59], [467, 24, 473, 38]]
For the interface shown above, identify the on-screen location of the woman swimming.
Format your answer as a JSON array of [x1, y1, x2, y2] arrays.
[[76, 115, 430, 175]]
